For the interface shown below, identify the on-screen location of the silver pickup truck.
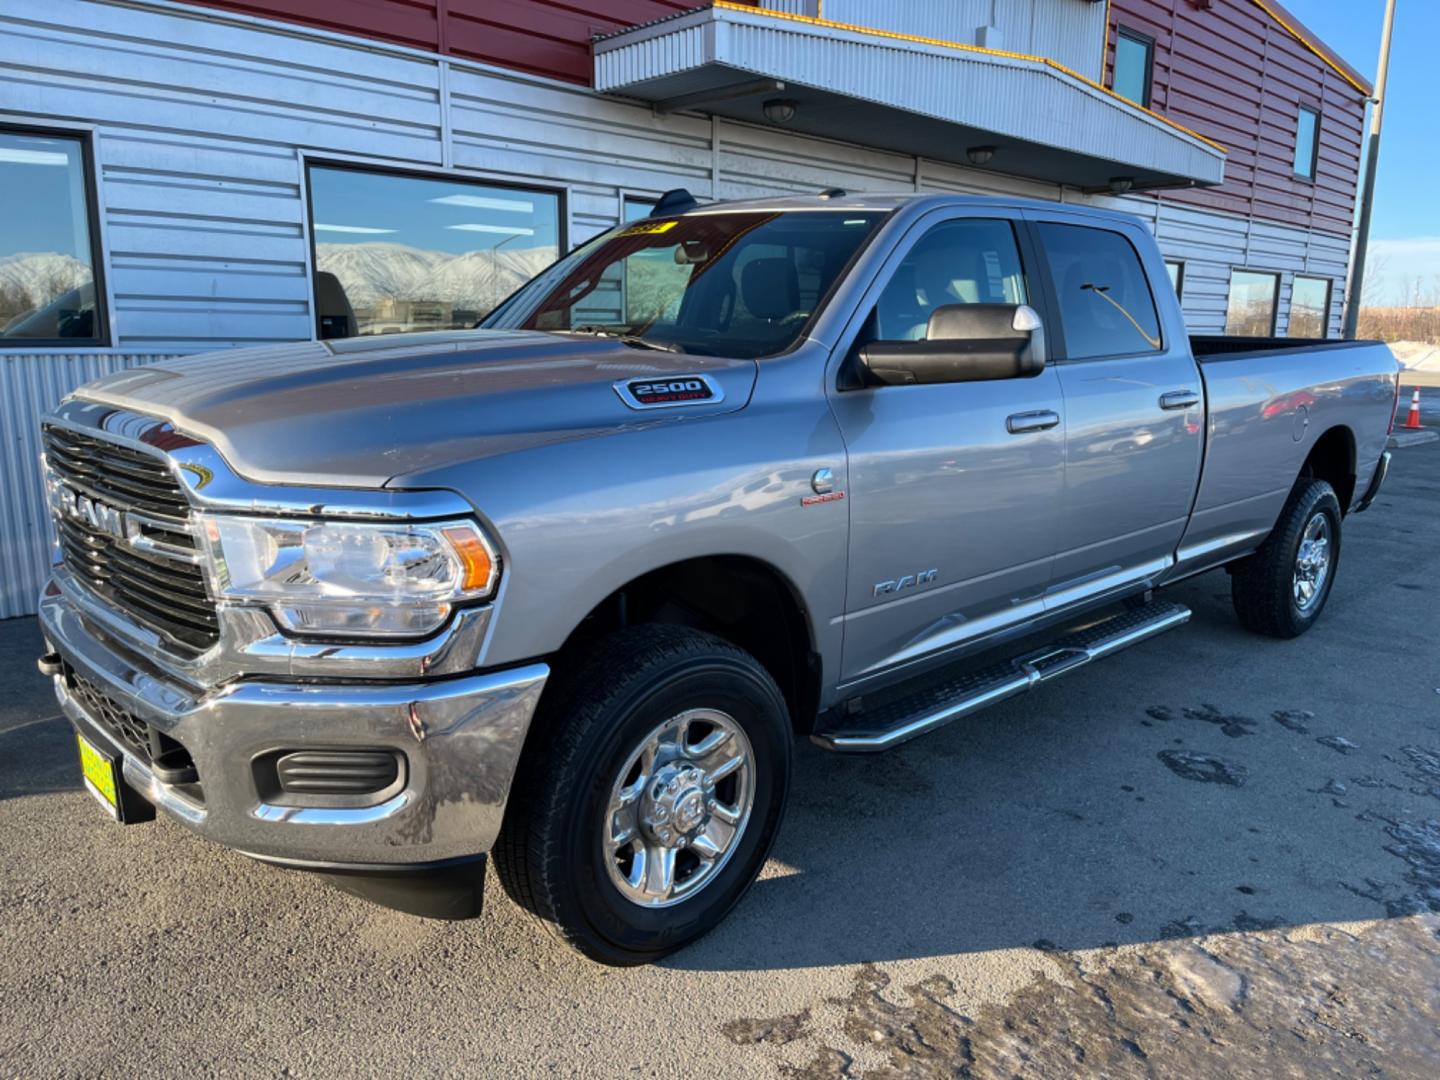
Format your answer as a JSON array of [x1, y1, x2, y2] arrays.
[[36, 191, 1398, 964]]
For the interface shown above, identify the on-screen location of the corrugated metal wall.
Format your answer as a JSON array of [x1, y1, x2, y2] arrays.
[[0, 0, 1354, 618]]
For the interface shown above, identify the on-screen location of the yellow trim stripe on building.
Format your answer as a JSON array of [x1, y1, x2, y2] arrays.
[[1248, 0, 1371, 97], [710, 1, 1227, 154], [1102, 0, 1112, 76]]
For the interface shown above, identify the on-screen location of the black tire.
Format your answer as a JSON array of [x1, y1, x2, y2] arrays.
[[493, 625, 792, 966], [1230, 478, 1342, 639]]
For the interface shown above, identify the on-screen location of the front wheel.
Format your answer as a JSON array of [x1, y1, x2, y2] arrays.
[[1230, 478, 1342, 638], [493, 625, 792, 966]]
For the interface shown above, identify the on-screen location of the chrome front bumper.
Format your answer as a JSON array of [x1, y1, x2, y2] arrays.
[[39, 581, 548, 867]]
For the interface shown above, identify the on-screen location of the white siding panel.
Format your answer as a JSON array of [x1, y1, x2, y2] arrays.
[[449, 68, 715, 196], [822, 0, 1107, 80]]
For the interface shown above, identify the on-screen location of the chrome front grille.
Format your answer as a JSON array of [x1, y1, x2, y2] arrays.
[[43, 424, 220, 654]]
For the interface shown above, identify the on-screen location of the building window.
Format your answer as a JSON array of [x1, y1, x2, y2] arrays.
[[1225, 270, 1280, 337], [307, 164, 562, 339], [623, 196, 656, 223], [0, 128, 105, 346], [1113, 28, 1154, 108], [1036, 223, 1162, 359], [1289, 275, 1331, 338], [1293, 106, 1320, 180], [1165, 260, 1184, 299]]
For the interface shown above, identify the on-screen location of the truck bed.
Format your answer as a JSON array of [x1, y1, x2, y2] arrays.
[[1190, 335, 1385, 361], [1165, 337, 1398, 582]]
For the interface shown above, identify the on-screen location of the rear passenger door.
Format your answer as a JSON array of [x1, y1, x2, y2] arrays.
[[1025, 214, 1203, 607]]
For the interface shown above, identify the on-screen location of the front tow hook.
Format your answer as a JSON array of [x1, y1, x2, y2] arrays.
[[37, 652, 64, 678]]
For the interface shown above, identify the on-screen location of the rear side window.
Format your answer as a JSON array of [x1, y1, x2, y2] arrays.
[[1036, 223, 1162, 359]]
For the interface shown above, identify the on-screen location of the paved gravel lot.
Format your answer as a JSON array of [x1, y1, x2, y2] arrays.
[[2, 441, 1438, 1079]]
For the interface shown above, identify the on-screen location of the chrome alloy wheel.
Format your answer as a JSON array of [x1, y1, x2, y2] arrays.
[[603, 709, 755, 908], [1293, 512, 1332, 611]]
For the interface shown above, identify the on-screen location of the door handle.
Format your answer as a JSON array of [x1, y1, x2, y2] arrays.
[[1006, 410, 1061, 434], [1159, 390, 1201, 411]]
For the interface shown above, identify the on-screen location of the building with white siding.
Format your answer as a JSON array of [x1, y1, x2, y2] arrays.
[[0, 0, 1371, 617]]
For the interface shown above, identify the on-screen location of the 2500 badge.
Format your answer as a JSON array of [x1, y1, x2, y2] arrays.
[[616, 374, 722, 409]]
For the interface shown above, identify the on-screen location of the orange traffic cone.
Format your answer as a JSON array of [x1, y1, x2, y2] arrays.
[[1402, 388, 1423, 429]]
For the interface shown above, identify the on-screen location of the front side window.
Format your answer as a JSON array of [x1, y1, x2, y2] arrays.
[[484, 211, 886, 358], [1293, 106, 1320, 179], [1036, 223, 1162, 359], [1289, 275, 1331, 338], [0, 129, 104, 346], [871, 219, 1028, 342], [1113, 28, 1154, 107], [1225, 270, 1280, 337], [307, 165, 561, 338]]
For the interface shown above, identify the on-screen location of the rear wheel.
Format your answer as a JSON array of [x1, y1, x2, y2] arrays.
[[1230, 478, 1342, 638], [493, 625, 791, 966]]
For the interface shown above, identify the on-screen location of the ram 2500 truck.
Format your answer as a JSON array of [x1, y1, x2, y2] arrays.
[[36, 192, 1398, 965]]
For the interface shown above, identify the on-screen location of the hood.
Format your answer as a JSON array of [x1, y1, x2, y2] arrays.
[[73, 330, 757, 487]]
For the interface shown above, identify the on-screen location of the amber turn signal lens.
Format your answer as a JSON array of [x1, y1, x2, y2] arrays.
[[442, 526, 496, 593]]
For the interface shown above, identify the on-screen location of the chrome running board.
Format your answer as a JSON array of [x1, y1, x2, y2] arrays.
[[812, 599, 1191, 752]]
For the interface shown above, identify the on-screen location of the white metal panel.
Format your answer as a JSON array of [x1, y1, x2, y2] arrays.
[[822, 0, 1107, 80]]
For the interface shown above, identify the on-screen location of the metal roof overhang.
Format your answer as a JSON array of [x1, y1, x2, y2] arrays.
[[593, 4, 1226, 193]]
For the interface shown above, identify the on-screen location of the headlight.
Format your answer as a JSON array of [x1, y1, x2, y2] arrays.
[[199, 515, 499, 638]]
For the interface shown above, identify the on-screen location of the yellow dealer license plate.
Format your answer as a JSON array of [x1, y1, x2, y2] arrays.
[[76, 731, 121, 820]]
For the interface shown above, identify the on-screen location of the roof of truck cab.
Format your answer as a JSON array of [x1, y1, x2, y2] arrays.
[[673, 192, 1144, 227]]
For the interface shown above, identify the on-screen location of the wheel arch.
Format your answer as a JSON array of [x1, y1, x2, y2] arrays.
[[553, 554, 823, 735], [1301, 424, 1357, 514]]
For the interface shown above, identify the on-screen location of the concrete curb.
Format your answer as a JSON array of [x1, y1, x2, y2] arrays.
[[1389, 429, 1438, 449]]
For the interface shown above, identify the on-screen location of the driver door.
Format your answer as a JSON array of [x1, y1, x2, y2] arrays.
[[827, 212, 1066, 685]]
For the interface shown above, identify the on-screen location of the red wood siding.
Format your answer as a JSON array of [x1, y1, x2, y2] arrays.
[[1106, 0, 1367, 237], [183, 0, 695, 84]]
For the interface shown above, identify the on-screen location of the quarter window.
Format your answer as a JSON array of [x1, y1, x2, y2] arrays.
[[1293, 106, 1320, 180], [307, 165, 561, 339], [0, 128, 105, 346], [1225, 270, 1280, 337], [1113, 28, 1154, 107], [872, 219, 1028, 342], [1036, 223, 1162, 359], [1289, 275, 1331, 338]]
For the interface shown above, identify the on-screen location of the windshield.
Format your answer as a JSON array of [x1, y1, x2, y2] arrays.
[[481, 210, 887, 358]]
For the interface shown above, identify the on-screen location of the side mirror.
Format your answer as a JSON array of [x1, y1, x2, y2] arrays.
[[859, 303, 1045, 386]]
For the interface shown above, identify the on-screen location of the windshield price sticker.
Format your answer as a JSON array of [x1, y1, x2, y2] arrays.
[[616, 220, 678, 238]]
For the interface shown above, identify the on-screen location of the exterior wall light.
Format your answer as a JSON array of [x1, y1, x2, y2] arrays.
[[1108, 175, 1135, 193], [762, 98, 798, 124], [966, 146, 996, 166]]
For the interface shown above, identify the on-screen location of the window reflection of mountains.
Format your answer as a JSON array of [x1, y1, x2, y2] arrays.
[[317, 242, 556, 335]]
